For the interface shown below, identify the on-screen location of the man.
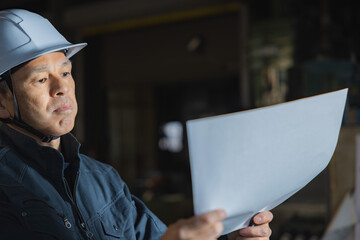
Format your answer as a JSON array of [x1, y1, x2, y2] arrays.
[[0, 9, 272, 239]]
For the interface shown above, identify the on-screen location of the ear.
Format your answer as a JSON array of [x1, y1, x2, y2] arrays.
[[0, 95, 12, 119]]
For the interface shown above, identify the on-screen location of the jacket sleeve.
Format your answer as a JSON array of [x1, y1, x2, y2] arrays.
[[131, 194, 168, 240], [121, 181, 167, 240]]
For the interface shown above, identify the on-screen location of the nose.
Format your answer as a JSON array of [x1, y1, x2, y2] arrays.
[[50, 75, 69, 97]]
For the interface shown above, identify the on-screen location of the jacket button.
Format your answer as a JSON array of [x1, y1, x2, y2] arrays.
[[21, 212, 27, 217], [113, 225, 119, 231]]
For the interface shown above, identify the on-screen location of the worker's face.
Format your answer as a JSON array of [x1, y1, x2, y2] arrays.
[[1, 52, 78, 137]]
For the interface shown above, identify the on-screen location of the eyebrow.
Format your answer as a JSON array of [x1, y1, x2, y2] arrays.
[[60, 59, 72, 68], [27, 59, 72, 76]]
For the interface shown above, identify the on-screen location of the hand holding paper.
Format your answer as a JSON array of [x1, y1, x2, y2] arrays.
[[186, 89, 348, 234]]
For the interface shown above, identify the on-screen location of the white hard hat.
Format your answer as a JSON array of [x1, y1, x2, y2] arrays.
[[0, 9, 87, 76]]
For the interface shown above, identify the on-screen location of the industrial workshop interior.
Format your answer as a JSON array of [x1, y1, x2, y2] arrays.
[[1, 0, 359, 239]]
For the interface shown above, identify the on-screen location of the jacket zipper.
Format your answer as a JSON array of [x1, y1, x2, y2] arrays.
[[57, 213, 72, 229], [64, 172, 94, 238], [23, 200, 73, 230]]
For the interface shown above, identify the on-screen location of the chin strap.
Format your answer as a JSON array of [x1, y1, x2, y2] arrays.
[[1, 117, 60, 143], [0, 70, 60, 143]]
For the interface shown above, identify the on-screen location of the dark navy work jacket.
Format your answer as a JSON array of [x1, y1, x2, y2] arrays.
[[0, 124, 167, 239]]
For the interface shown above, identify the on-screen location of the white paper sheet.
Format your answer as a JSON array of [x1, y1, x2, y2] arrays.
[[186, 89, 348, 234]]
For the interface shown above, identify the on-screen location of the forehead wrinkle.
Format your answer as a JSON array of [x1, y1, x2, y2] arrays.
[[29, 65, 50, 74], [24, 58, 72, 78], [20, 65, 50, 80]]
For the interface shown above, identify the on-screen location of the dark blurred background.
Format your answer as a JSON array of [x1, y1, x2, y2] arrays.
[[2, 0, 360, 239]]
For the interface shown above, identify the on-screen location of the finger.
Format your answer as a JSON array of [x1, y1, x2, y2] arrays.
[[238, 223, 272, 237], [253, 211, 273, 225], [236, 237, 270, 240], [192, 221, 224, 239], [177, 219, 224, 239], [162, 220, 224, 240], [189, 209, 227, 230], [176, 210, 226, 238]]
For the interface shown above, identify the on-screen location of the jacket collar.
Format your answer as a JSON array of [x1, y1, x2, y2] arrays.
[[0, 123, 81, 179]]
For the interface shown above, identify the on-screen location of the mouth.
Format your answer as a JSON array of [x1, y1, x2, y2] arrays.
[[54, 104, 72, 113]]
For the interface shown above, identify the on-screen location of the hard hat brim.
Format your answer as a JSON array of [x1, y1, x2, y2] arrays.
[[0, 42, 87, 76]]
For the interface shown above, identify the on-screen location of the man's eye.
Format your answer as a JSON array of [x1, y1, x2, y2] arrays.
[[62, 72, 71, 77], [37, 78, 46, 83]]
